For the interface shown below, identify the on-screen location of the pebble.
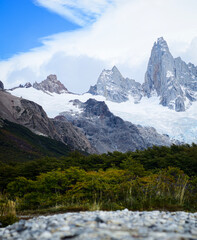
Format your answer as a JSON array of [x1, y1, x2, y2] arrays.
[[0, 210, 197, 239]]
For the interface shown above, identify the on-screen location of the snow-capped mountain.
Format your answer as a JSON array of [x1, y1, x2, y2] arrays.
[[88, 66, 143, 103], [7, 37, 197, 145], [89, 37, 197, 112], [143, 37, 197, 112]]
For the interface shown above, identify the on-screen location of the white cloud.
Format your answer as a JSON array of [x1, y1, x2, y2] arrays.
[[1, 0, 197, 93], [34, 0, 113, 26]]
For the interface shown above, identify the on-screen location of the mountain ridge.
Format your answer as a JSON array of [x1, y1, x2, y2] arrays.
[[6, 37, 197, 145], [0, 90, 96, 154], [9, 74, 70, 95], [60, 98, 172, 153], [88, 37, 197, 112]]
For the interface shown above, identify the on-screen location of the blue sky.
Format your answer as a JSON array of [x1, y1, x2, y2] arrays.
[[0, 0, 80, 59]]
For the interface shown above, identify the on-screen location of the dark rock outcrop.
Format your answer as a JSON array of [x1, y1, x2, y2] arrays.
[[60, 99, 171, 153], [53, 116, 97, 154], [0, 81, 4, 91]]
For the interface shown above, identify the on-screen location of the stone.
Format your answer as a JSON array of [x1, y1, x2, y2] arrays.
[[38, 231, 52, 239], [1, 211, 197, 239]]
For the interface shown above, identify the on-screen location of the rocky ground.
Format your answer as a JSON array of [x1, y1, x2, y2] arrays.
[[0, 210, 197, 240]]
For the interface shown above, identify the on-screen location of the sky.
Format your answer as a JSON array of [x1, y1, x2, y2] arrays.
[[1, 0, 197, 93]]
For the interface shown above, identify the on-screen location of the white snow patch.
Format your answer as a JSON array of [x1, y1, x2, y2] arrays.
[[166, 71, 174, 78]]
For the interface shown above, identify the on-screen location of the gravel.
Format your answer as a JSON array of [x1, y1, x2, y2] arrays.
[[0, 210, 197, 240]]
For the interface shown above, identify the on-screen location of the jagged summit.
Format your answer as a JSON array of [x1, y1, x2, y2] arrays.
[[88, 66, 143, 103], [143, 37, 197, 111], [8, 37, 197, 114], [33, 74, 68, 94], [111, 65, 121, 74], [155, 37, 169, 52]]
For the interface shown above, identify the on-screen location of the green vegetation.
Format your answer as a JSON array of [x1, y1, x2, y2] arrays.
[[0, 119, 72, 163], [0, 144, 197, 222], [0, 194, 19, 227]]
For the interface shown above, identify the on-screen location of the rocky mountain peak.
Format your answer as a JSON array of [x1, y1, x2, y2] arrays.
[[143, 37, 197, 111], [46, 74, 58, 83], [83, 99, 111, 118], [69, 99, 112, 118], [98, 65, 123, 88], [111, 65, 122, 76], [88, 66, 143, 103], [33, 74, 68, 94], [155, 37, 169, 52]]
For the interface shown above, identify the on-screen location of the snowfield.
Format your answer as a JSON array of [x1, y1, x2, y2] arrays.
[[10, 87, 197, 144]]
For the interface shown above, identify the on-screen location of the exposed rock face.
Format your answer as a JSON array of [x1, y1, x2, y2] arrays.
[[0, 91, 96, 154], [24, 82, 32, 88], [53, 116, 97, 154], [143, 37, 197, 111], [0, 81, 4, 91], [0, 90, 60, 139], [88, 66, 143, 103], [33, 74, 68, 94], [60, 99, 171, 153], [136, 125, 172, 147]]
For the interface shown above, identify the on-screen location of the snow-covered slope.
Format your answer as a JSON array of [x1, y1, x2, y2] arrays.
[[9, 86, 197, 144]]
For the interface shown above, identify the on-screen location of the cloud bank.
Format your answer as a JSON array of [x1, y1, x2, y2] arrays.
[[1, 0, 197, 93]]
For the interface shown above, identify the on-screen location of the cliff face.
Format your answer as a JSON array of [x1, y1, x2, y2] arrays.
[[0, 91, 96, 154], [0, 90, 60, 139], [143, 37, 197, 111], [53, 116, 97, 154]]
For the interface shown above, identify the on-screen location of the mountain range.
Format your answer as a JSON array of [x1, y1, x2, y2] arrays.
[[1, 37, 197, 155], [89, 37, 197, 112]]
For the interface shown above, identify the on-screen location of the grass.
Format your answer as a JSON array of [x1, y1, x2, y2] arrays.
[[0, 194, 19, 227]]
